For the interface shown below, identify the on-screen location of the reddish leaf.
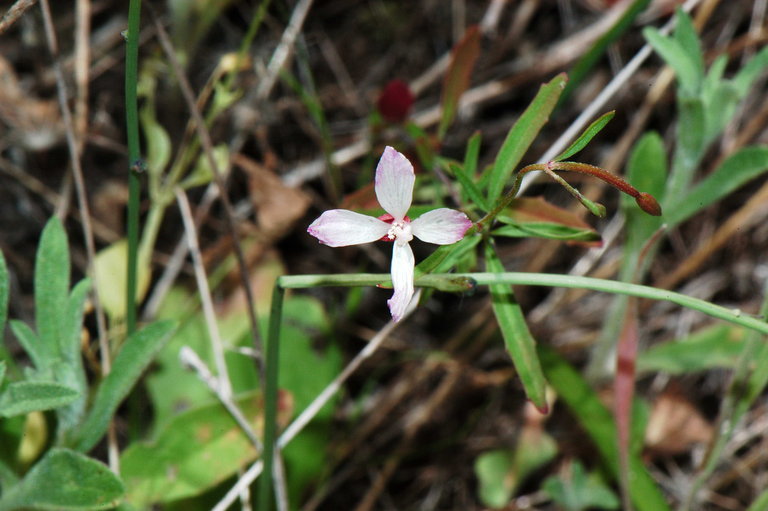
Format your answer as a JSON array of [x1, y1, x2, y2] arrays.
[[439, 25, 481, 139]]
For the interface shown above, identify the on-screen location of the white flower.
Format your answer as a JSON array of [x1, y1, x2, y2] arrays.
[[308, 146, 472, 321]]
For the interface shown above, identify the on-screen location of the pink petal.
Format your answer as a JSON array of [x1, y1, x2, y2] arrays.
[[375, 146, 415, 221], [307, 209, 390, 247], [387, 242, 415, 322], [411, 208, 472, 244]]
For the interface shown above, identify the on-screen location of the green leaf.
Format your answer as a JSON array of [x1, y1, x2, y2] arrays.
[[438, 26, 481, 139], [120, 392, 265, 506], [672, 8, 704, 88], [732, 46, 768, 97], [74, 321, 177, 452], [747, 486, 768, 511], [621, 132, 667, 276], [487, 73, 567, 203], [475, 429, 557, 508], [643, 27, 700, 96], [446, 161, 490, 211], [492, 223, 600, 242], [667, 96, 707, 198], [0, 381, 80, 418], [464, 131, 482, 177], [0, 361, 5, 386], [559, 0, 649, 105], [638, 325, 745, 374], [542, 461, 620, 511], [34, 217, 69, 364], [484, 242, 547, 410], [0, 252, 8, 336], [666, 146, 768, 227], [539, 346, 671, 511], [554, 111, 615, 162], [0, 448, 124, 511], [93, 240, 151, 321], [9, 320, 45, 372]]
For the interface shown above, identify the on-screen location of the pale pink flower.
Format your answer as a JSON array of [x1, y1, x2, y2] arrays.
[[308, 147, 473, 321]]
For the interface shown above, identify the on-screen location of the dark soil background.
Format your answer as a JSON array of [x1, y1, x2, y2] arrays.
[[2, 0, 768, 509]]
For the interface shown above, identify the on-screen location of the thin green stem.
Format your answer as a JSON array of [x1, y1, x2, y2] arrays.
[[277, 273, 768, 335], [259, 284, 284, 511], [125, 0, 142, 335]]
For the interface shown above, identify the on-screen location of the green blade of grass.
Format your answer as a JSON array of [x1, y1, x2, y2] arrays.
[[487, 73, 567, 203], [484, 242, 547, 411]]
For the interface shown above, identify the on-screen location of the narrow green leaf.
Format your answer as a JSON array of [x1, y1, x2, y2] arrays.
[[0, 252, 8, 336], [560, 0, 650, 105], [747, 488, 768, 511], [492, 223, 600, 242], [464, 131, 482, 177], [74, 321, 177, 452], [672, 8, 704, 87], [34, 217, 69, 362], [438, 25, 481, 139], [667, 146, 768, 227], [487, 73, 567, 203], [484, 242, 547, 410], [0, 361, 5, 386], [667, 96, 706, 198], [554, 111, 615, 162], [0, 448, 124, 511], [0, 381, 80, 418], [9, 320, 44, 372], [539, 346, 671, 511], [643, 27, 700, 95], [448, 162, 490, 211]]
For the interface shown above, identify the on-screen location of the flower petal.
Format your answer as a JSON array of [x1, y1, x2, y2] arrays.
[[387, 242, 415, 322], [411, 208, 472, 244], [307, 209, 390, 247], [375, 146, 415, 221]]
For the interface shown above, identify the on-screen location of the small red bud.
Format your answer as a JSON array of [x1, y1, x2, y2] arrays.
[[636, 192, 662, 216], [376, 79, 414, 123]]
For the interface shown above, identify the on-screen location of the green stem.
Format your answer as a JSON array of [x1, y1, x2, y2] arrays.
[[277, 273, 768, 335], [125, 0, 142, 335], [259, 284, 284, 511]]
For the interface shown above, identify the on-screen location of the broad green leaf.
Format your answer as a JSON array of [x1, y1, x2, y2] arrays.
[[638, 325, 745, 374], [0, 252, 7, 336], [139, 103, 172, 180], [484, 242, 547, 410], [539, 346, 671, 511], [93, 240, 151, 321], [542, 461, 620, 511], [475, 429, 557, 508], [622, 132, 667, 275], [0, 381, 79, 418], [438, 26, 481, 139], [702, 81, 739, 144], [643, 27, 700, 96], [560, 0, 650, 105], [672, 8, 704, 87], [487, 73, 567, 203], [666, 146, 768, 227], [0, 448, 124, 511], [554, 111, 615, 162], [121, 392, 277, 506], [74, 321, 177, 452], [34, 217, 69, 364]]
